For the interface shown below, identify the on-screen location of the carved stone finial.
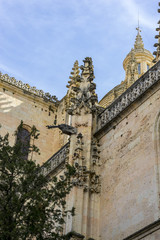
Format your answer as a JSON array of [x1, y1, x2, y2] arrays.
[[134, 27, 144, 51], [67, 60, 80, 87], [66, 57, 99, 115], [80, 57, 94, 76], [153, 3, 160, 63], [65, 60, 81, 110]]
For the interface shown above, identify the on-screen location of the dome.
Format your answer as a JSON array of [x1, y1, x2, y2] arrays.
[[123, 28, 154, 86]]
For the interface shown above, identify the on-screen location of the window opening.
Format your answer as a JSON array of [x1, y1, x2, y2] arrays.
[[138, 63, 141, 74], [16, 127, 30, 160]]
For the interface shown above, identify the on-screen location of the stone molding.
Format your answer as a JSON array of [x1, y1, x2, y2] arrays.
[[41, 142, 70, 176], [123, 219, 160, 240], [97, 61, 160, 131], [0, 72, 59, 104], [66, 231, 85, 240]]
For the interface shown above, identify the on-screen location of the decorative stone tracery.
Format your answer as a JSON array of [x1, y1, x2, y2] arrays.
[[0, 72, 58, 104], [72, 133, 88, 189], [66, 57, 100, 115], [98, 61, 160, 130], [89, 138, 101, 193], [71, 134, 101, 194]]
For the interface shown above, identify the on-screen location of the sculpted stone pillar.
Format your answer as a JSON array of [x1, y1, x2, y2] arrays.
[[64, 58, 102, 240]]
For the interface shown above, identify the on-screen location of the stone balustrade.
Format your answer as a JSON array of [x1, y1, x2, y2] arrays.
[[41, 142, 70, 176], [98, 61, 160, 130], [0, 72, 58, 104]]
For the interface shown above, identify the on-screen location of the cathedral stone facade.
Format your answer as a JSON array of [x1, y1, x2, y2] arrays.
[[1, 5, 160, 240]]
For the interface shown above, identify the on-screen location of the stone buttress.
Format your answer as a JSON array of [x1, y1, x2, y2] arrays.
[[64, 58, 102, 240]]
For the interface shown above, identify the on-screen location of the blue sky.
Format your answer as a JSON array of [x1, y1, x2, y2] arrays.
[[0, 0, 158, 101]]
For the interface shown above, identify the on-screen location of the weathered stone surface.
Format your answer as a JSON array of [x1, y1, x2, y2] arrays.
[[0, 82, 62, 165], [97, 60, 160, 131], [1, 51, 160, 240], [98, 80, 160, 240], [0, 72, 58, 104]]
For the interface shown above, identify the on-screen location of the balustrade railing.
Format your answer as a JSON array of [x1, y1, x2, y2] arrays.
[[98, 61, 160, 130], [0, 72, 58, 104], [41, 142, 70, 176]]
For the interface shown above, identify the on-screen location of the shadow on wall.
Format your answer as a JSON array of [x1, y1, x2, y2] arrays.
[[0, 89, 60, 165], [0, 91, 23, 113]]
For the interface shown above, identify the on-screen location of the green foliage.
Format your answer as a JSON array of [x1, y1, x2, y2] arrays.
[[0, 122, 75, 240]]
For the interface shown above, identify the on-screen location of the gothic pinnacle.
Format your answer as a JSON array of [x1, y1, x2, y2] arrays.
[[66, 57, 99, 115], [69, 60, 80, 79], [134, 26, 144, 51], [67, 60, 80, 88], [153, 2, 160, 63]]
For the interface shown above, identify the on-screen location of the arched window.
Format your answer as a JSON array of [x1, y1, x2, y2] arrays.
[[138, 63, 141, 74], [16, 125, 31, 160]]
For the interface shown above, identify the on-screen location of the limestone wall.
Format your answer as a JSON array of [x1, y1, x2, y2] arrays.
[[98, 85, 160, 239], [0, 82, 63, 165], [143, 229, 160, 240]]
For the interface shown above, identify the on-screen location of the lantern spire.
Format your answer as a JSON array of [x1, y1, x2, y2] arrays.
[[134, 25, 144, 51]]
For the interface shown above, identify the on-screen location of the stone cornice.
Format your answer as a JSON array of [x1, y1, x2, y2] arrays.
[[123, 219, 160, 240], [0, 72, 59, 106], [96, 61, 160, 134], [0, 80, 57, 110]]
